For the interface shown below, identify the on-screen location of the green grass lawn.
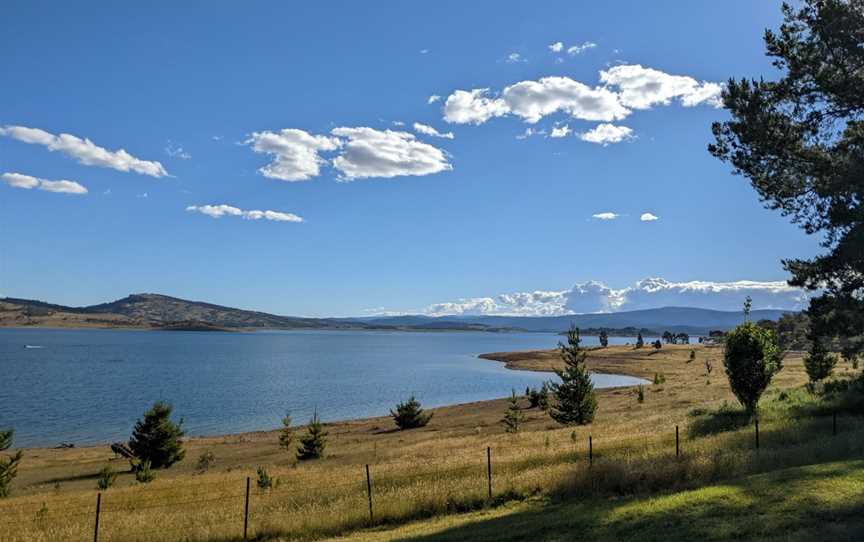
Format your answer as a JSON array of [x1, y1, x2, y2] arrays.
[[325, 459, 864, 542]]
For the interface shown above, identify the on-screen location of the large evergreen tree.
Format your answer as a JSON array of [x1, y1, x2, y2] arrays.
[[710, 0, 864, 357], [128, 401, 186, 469], [549, 326, 598, 425], [390, 395, 433, 430], [0, 429, 23, 498]]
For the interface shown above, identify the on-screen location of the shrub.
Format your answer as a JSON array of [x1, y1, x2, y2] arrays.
[[723, 321, 782, 413], [196, 451, 215, 473], [637, 385, 645, 403], [96, 466, 117, 490], [134, 460, 154, 483], [296, 412, 328, 461], [501, 389, 524, 434], [653, 373, 666, 385], [391, 396, 433, 430], [688, 349, 696, 363], [635, 332, 644, 349], [256, 466, 273, 490], [549, 326, 597, 426], [804, 335, 837, 386], [0, 429, 23, 498], [128, 401, 185, 469], [278, 413, 295, 452], [652, 340, 662, 350], [599, 329, 609, 348]]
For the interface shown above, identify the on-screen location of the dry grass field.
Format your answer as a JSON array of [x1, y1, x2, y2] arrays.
[[2, 344, 862, 541]]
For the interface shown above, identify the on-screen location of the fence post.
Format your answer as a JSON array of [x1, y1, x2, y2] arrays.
[[833, 411, 837, 436], [93, 492, 101, 542], [754, 418, 760, 450], [588, 435, 593, 466], [365, 464, 374, 523], [486, 446, 492, 500], [243, 476, 250, 541], [675, 425, 680, 457]]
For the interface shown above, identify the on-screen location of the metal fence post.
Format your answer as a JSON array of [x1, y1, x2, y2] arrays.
[[243, 476, 250, 541], [93, 492, 101, 542], [676, 425, 680, 457], [755, 418, 760, 450], [589, 435, 593, 466], [486, 446, 492, 500], [365, 464, 374, 523]]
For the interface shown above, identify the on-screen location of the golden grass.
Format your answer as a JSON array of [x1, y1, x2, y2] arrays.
[[2, 344, 860, 541]]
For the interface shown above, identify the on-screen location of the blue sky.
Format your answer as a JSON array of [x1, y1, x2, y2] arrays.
[[0, 1, 822, 316]]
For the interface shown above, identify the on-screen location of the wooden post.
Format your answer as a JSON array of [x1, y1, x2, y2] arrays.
[[589, 435, 593, 466], [486, 446, 492, 500], [365, 464, 374, 523], [833, 411, 837, 436], [675, 425, 680, 457], [93, 492, 101, 542], [755, 418, 760, 450], [243, 476, 250, 541]]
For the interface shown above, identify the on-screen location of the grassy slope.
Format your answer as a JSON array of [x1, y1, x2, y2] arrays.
[[328, 459, 864, 542]]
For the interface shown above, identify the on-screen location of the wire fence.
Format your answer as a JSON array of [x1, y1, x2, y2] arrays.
[[0, 411, 860, 542]]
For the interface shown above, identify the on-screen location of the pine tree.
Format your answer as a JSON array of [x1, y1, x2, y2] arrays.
[[390, 396, 433, 430], [599, 329, 609, 348], [501, 389, 525, 433], [296, 411, 328, 461], [635, 332, 644, 349], [0, 429, 23, 498], [278, 413, 295, 452], [804, 335, 837, 386], [548, 326, 597, 426], [128, 401, 185, 469]]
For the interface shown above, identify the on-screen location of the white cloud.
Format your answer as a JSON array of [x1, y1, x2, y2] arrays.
[[506, 52, 526, 63], [165, 142, 191, 159], [427, 95, 441, 104], [443, 89, 509, 125], [0, 125, 168, 177], [1, 172, 87, 194], [599, 64, 722, 109], [579, 123, 634, 145], [516, 127, 544, 140], [186, 204, 304, 223], [549, 125, 571, 138], [592, 212, 619, 220], [420, 49, 429, 54], [421, 278, 812, 316], [330, 127, 452, 180], [413, 122, 454, 139], [567, 41, 597, 55], [640, 212, 659, 222], [392, 121, 405, 127], [441, 65, 721, 128], [548, 41, 564, 53], [245, 128, 342, 182]]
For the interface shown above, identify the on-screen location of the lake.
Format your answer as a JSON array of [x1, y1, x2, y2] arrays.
[[0, 328, 649, 448]]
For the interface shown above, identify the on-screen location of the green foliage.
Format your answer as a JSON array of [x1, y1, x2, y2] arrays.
[[501, 389, 525, 434], [688, 349, 696, 363], [805, 335, 837, 385], [296, 412, 328, 461], [598, 329, 609, 348], [256, 466, 273, 490], [96, 466, 117, 490], [637, 385, 645, 403], [710, 0, 864, 360], [128, 401, 186, 469], [652, 340, 662, 350], [391, 396, 433, 430], [278, 413, 295, 452], [134, 460, 154, 483], [635, 332, 644, 349], [653, 373, 666, 385], [549, 326, 597, 426], [723, 321, 783, 413], [0, 429, 23, 498], [196, 451, 215, 473]]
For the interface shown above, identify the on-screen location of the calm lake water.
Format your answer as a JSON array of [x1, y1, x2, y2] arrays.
[[0, 328, 648, 448]]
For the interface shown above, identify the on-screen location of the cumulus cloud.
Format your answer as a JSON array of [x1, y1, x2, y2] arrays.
[[579, 123, 634, 145], [441, 65, 721, 128], [599, 64, 722, 109], [549, 125, 571, 138], [0, 125, 168, 177], [244, 128, 341, 182], [567, 41, 597, 55], [413, 122, 454, 139], [592, 212, 619, 220], [186, 204, 303, 223], [422, 278, 812, 316], [548, 42, 564, 53], [427, 95, 441, 104], [640, 212, 659, 221], [330, 127, 452, 180], [1, 172, 87, 194]]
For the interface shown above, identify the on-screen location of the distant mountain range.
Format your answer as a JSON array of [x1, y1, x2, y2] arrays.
[[0, 293, 793, 335]]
